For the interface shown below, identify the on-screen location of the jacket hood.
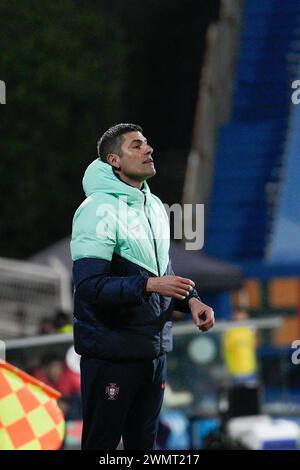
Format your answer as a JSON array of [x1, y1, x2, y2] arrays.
[[82, 159, 151, 204]]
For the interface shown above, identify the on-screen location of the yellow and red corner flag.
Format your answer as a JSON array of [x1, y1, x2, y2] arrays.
[[0, 360, 65, 450]]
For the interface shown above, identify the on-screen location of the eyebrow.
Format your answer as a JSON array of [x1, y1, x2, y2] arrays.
[[130, 138, 147, 146]]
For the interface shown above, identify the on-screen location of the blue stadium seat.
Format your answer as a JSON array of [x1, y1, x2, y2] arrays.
[[204, 0, 300, 262]]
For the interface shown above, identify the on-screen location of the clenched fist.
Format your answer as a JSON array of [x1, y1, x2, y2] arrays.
[[188, 297, 215, 332]]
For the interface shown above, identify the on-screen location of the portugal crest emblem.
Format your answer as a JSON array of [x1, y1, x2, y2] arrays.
[[105, 383, 119, 400]]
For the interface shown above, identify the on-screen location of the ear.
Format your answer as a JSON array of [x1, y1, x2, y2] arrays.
[[106, 153, 121, 171]]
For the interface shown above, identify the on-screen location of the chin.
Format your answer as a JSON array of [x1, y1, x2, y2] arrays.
[[144, 168, 156, 179]]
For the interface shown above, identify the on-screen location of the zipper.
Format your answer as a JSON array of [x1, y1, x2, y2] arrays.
[[143, 194, 164, 355]]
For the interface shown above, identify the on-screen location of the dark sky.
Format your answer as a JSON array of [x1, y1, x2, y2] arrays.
[[104, 0, 220, 203], [0, 0, 220, 257], [108, 0, 220, 147]]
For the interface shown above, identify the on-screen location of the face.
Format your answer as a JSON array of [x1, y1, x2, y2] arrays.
[[46, 360, 63, 382], [109, 131, 156, 182], [234, 310, 249, 322]]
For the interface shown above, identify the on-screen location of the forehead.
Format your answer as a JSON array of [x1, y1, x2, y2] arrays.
[[121, 131, 146, 146]]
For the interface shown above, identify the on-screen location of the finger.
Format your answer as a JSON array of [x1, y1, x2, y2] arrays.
[[174, 293, 188, 300], [199, 326, 207, 333], [176, 277, 195, 288], [176, 282, 194, 293], [199, 324, 210, 331], [174, 287, 191, 297], [192, 315, 202, 327], [200, 320, 214, 331], [201, 309, 214, 323], [201, 320, 214, 329], [201, 316, 213, 325]]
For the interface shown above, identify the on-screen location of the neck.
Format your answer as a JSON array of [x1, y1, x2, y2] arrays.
[[115, 171, 144, 189]]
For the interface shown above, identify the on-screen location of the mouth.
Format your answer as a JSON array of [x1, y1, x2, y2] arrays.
[[143, 158, 154, 165]]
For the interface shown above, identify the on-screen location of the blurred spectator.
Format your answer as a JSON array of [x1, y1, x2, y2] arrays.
[[38, 316, 55, 335], [33, 353, 65, 389], [222, 309, 257, 384], [32, 352, 81, 420], [53, 309, 73, 333]]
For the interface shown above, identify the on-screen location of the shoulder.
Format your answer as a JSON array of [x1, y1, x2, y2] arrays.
[[151, 194, 166, 210], [151, 193, 163, 205], [73, 193, 117, 220], [150, 194, 169, 218]]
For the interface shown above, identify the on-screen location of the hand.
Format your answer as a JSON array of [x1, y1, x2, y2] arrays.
[[188, 298, 215, 332], [146, 276, 195, 300]]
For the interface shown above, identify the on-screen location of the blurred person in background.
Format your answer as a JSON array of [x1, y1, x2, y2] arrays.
[[33, 352, 81, 420], [53, 309, 73, 333], [70, 123, 215, 450], [37, 310, 73, 335], [222, 308, 257, 385], [38, 316, 55, 335]]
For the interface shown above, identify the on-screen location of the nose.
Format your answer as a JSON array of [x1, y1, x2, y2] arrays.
[[145, 144, 153, 155]]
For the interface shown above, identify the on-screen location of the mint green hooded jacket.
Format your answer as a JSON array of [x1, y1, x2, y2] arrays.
[[70, 159, 199, 360]]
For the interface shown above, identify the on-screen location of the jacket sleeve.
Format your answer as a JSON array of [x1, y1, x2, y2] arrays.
[[71, 197, 149, 307], [72, 258, 150, 307], [168, 260, 202, 313]]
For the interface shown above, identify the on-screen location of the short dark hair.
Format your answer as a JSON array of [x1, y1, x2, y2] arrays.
[[97, 123, 143, 162]]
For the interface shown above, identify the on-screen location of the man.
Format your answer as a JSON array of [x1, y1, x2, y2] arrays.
[[70, 123, 214, 450]]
